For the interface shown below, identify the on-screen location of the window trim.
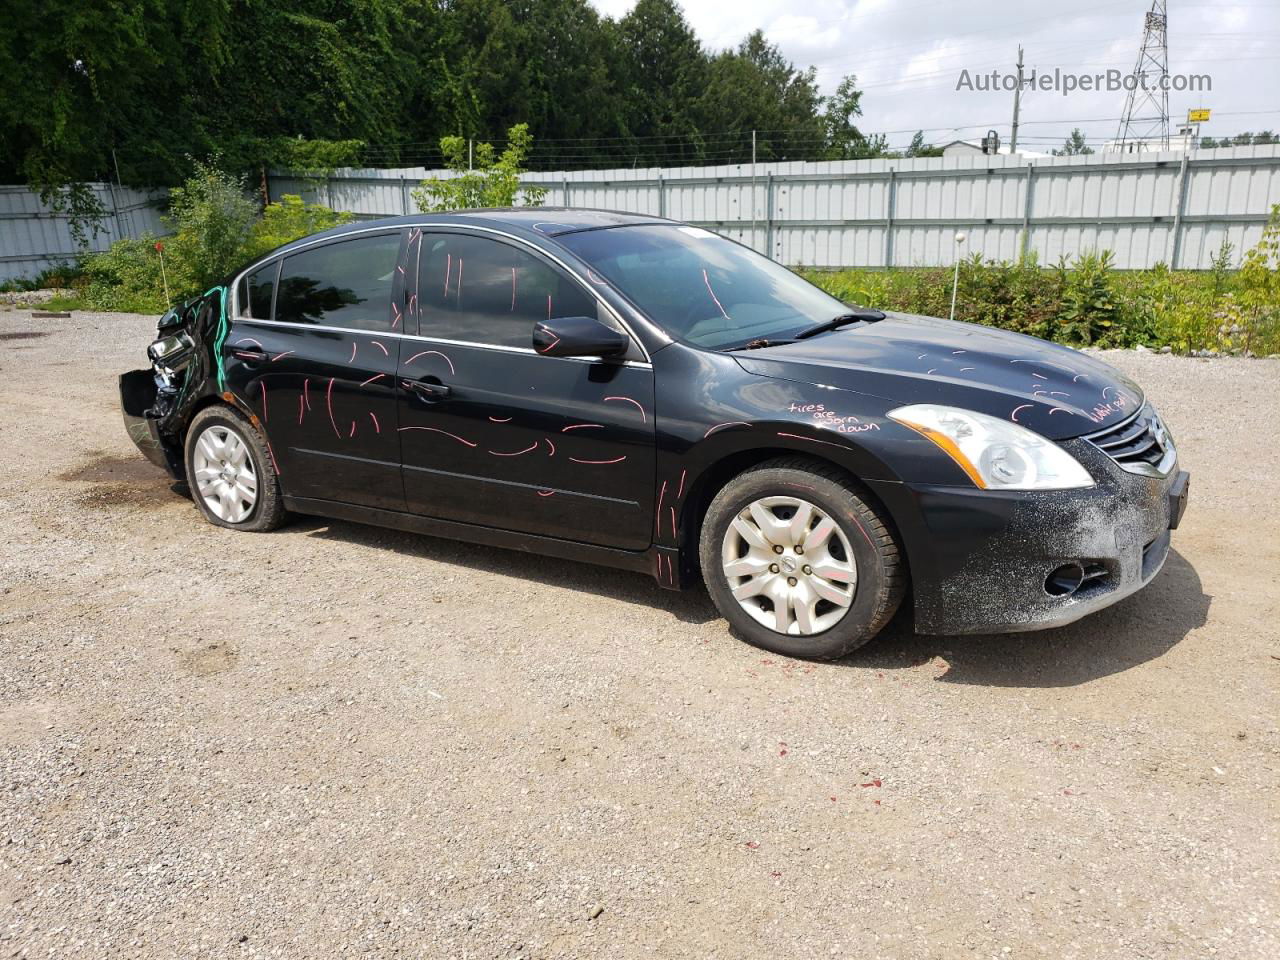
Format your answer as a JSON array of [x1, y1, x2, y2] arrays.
[[410, 227, 643, 361], [229, 223, 655, 363], [264, 230, 402, 331]]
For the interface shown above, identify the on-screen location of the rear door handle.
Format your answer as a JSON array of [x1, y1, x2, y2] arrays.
[[406, 379, 451, 400], [230, 345, 267, 367]]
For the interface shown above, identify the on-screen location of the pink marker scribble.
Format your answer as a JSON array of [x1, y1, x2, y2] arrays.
[[397, 426, 477, 447], [537, 333, 561, 354], [297, 393, 305, 425], [656, 480, 668, 537], [489, 415, 512, 423], [360, 373, 386, 388], [677, 469, 687, 499], [510, 267, 517, 312], [392, 302, 402, 329], [704, 421, 749, 438], [265, 439, 281, 476], [1049, 407, 1071, 415], [952, 349, 966, 355], [304, 378, 311, 411], [259, 381, 268, 423], [604, 396, 646, 421], [404, 350, 455, 374], [543, 437, 556, 456], [959, 366, 976, 372], [408, 294, 417, 317], [670, 506, 677, 538], [457, 258, 463, 301], [561, 423, 604, 432], [1102, 385, 1115, 401], [1010, 404, 1033, 423], [396, 264, 405, 276], [587, 268, 608, 285], [347, 342, 357, 364], [926, 368, 939, 375], [270, 350, 294, 362], [489, 442, 539, 457], [546, 294, 552, 322], [369, 411, 380, 433], [1072, 373, 1090, 383], [702, 268, 730, 320], [569, 455, 627, 465], [537, 489, 555, 497], [849, 514, 876, 549], [917, 354, 928, 360], [443, 253, 452, 296], [326, 378, 341, 439], [371, 340, 389, 356], [349, 420, 357, 438], [234, 337, 264, 349], [232, 351, 260, 361], [1049, 391, 1070, 398], [1032, 372, 1048, 380]]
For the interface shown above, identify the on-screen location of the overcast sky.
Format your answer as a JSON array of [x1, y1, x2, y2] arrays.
[[589, 0, 1280, 151]]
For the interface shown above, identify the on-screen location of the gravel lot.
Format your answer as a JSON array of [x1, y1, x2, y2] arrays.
[[2, 310, 1277, 959]]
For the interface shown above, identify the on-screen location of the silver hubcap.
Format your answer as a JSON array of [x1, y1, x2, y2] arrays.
[[192, 424, 258, 523], [720, 496, 857, 636]]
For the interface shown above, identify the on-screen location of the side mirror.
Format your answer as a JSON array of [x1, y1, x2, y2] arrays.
[[532, 316, 629, 359]]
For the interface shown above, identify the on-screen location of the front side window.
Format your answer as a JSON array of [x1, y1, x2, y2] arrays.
[[238, 262, 278, 319], [275, 233, 401, 330], [417, 233, 601, 348], [556, 224, 851, 350]]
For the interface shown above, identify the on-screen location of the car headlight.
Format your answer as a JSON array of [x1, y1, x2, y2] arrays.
[[887, 403, 1094, 490]]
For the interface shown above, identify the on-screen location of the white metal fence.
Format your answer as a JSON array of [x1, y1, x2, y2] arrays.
[[3, 145, 1278, 283], [0, 184, 167, 283], [270, 143, 1280, 271]]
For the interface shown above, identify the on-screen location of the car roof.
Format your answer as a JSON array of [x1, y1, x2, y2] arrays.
[[264, 207, 672, 258]]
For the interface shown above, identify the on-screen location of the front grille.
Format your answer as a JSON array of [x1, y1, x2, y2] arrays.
[[1086, 405, 1175, 476]]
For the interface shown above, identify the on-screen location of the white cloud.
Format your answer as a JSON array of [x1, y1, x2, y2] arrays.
[[588, 0, 1280, 151]]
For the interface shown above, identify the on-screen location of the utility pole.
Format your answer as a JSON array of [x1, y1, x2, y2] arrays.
[[1010, 45, 1024, 155]]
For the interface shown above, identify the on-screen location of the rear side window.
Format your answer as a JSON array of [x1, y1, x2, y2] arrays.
[[417, 233, 600, 348], [275, 233, 401, 330], [238, 262, 277, 319]]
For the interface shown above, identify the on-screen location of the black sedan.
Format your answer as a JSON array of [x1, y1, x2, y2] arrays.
[[120, 209, 1189, 659]]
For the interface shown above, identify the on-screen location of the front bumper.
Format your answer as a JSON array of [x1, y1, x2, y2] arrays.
[[119, 369, 184, 478], [869, 438, 1188, 635]]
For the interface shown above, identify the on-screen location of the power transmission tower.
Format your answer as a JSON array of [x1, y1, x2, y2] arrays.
[[1115, 1, 1171, 152]]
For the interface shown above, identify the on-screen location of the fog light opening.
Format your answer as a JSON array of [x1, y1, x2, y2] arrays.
[[1045, 562, 1086, 597]]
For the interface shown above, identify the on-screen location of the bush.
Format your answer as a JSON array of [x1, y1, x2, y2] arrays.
[[82, 158, 349, 313], [802, 227, 1280, 356]]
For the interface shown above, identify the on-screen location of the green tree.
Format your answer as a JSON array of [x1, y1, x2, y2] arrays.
[[1053, 128, 1095, 156], [904, 131, 943, 158], [822, 76, 886, 159], [412, 124, 546, 211]]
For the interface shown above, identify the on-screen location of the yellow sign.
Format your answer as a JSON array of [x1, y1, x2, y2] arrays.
[[1188, 109, 1211, 123]]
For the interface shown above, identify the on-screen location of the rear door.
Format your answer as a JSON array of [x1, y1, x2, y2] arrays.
[[396, 229, 656, 551], [225, 230, 407, 510]]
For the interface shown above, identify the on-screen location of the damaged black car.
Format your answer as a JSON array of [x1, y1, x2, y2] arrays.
[[120, 210, 1190, 659]]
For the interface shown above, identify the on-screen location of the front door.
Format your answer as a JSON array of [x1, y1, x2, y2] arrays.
[[396, 229, 655, 551], [225, 230, 407, 510]]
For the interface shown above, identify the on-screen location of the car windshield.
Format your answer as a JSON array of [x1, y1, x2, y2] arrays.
[[556, 224, 854, 350]]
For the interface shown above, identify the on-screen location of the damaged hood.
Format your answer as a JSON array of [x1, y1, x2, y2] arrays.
[[733, 311, 1143, 439]]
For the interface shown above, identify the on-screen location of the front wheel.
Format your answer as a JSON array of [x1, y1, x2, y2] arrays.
[[184, 405, 285, 532], [698, 458, 906, 659]]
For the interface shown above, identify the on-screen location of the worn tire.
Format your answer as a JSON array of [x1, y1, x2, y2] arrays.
[[698, 457, 906, 659], [184, 404, 286, 532]]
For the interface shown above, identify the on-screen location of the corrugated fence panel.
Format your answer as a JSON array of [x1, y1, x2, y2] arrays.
[[7, 147, 1278, 282], [0, 184, 166, 282]]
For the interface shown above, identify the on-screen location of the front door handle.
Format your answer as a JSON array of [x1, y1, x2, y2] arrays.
[[406, 379, 451, 400]]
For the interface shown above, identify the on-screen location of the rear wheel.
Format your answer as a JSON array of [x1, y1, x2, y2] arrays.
[[699, 458, 905, 659], [184, 405, 285, 532]]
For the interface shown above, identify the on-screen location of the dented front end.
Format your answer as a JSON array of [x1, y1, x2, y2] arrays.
[[119, 295, 223, 481]]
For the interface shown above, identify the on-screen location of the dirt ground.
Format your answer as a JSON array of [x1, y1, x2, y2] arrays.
[[1, 310, 1277, 960]]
